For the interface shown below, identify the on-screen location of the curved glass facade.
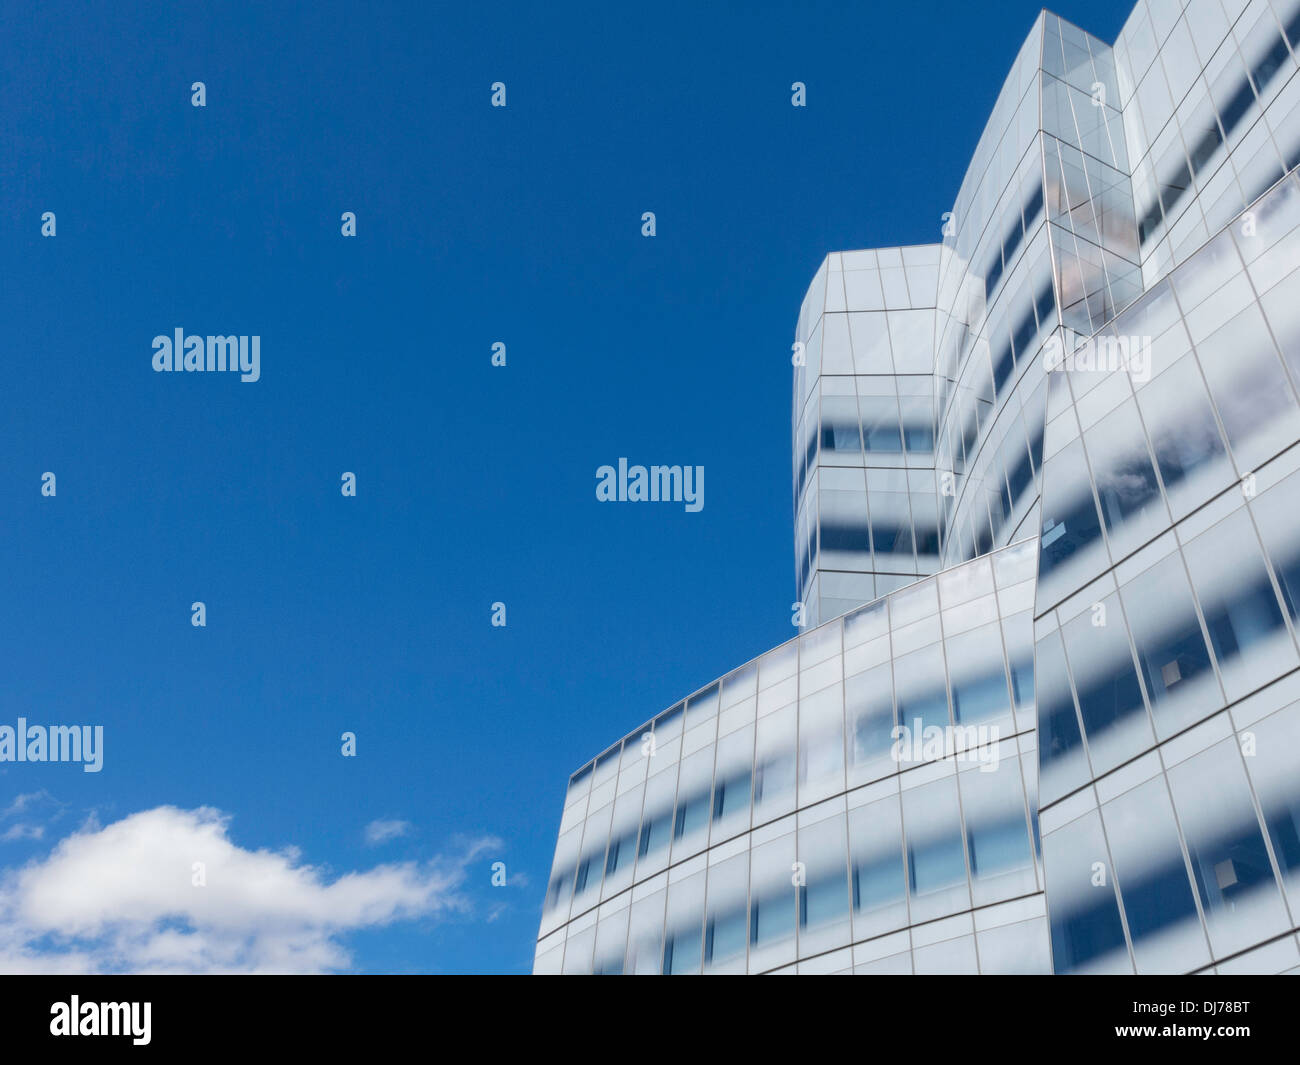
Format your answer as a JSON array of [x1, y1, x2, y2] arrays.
[[794, 245, 944, 621], [1036, 166, 1300, 975], [538, 0, 1300, 975], [537, 543, 1048, 975]]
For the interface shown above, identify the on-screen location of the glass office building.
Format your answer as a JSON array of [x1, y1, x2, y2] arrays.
[[536, 542, 1050, 975], [538, 0, 1300, 974]]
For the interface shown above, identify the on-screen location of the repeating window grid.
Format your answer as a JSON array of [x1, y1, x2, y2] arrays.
[[1031, 180, 1300, 970], [542, 548, 1049, 969]]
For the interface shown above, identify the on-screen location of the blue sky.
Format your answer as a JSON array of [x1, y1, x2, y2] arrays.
[[0, 0, 1134, 973]]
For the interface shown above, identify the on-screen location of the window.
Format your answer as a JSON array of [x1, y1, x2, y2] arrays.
[[1036, 629, 1089, 805], [908, 834, 966, 895], [1042, 810, 1130, 973], [894, 644, 950, 735], [1085, 401, 1166, 559], [800, 872, 848, 928], [1060, 593, 1151, 773], [605, 831, 636, 876], [946, 624, 1011, 725], [853, 855, 903, 911], [1134, 351, 1230, 520], [662, 928, 700, 975], [1038, 439, 1107, 608], [1120, 553, 1219, 736], [673, 792, 710, 840], [1167, 739, 1290, 959], [1184, 508, 1295, 701], [638, 812, 671, 858], [966, 816, 1032, 878], [712, 771, 751, 822], [704, 909, 746, 964], [1251, 470, 1300, 624], [574, 854, 595, 894], [860, 395, 904, 452], [1101, 777, 1207, 973], [749, 891, 796, 946], [903, 777, 967, 905]]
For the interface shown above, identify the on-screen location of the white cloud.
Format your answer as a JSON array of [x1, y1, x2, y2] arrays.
[[0, 806, 498, 974], [2, 792, 50, 819], [0, 790, 63, 846], [364, 818, 412, 845]]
